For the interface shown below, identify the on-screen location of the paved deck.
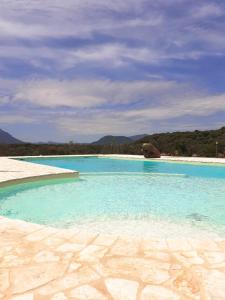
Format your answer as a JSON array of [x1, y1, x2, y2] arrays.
[[0, 155, 225, 299], [1, 217, 225, 299], [0, 157, 78, 187]]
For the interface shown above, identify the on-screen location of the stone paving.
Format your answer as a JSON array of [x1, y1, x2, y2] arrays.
[[1, 217, 225, 300], [0, 157, 78, 187]]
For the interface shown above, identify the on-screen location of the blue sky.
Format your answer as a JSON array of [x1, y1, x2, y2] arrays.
[[0, 0, 225, 142]]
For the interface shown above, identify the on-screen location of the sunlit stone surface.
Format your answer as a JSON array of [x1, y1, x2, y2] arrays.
[[0, 217, 225, 299]]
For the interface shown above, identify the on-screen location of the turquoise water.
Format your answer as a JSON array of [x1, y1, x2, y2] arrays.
[[20, 156, 225, 179], [1, 157, 225, 236]]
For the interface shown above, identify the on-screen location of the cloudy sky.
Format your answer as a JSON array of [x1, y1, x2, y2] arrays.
[[0, 0, 225, 142]]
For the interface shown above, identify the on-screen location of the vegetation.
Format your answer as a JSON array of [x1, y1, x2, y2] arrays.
[[92, 134, 148, 145], [0, 126, 225, 157], [137, 126, 225, 157], [0, 143, 142, 157]]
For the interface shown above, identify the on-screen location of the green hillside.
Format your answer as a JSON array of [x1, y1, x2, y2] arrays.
[[136, 127, 225, 157]]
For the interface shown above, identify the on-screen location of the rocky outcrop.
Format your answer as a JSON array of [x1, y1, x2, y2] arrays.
[[142, 143, 161, 158]]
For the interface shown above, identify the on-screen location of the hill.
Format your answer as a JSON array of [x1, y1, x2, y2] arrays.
[[129, 134, 148, 141], [92, 135, 132, 145], [92, 134, 148, 145], [135, 127, 225, 157], [0, 129, 24, 144]]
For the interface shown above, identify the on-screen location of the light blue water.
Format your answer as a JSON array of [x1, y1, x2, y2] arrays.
[[0, 157, 225, 236], [20, 156, 225, 179]]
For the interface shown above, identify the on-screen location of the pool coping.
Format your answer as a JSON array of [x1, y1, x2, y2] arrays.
[[0, 156, 79, 188]]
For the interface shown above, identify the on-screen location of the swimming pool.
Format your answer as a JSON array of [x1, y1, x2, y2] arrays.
[[0, 156, 225, 238]]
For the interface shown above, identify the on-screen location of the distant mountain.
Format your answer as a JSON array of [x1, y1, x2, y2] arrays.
[[129, 134, 148, 141], [92, 135, 132, 145], [92, 134, 148, 145], [0, 129, 24, 144]]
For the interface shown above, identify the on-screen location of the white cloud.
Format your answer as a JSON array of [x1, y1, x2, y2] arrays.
[[14, 78, 180, 108], [123, 94, 225, 120], [0, 19, 50, 39], [2, 77, 224, 118], [0, 113, 34, 124], [56, 91, 225, 137], [0, 0, 225, 69], [192, 3, 223, 19], [1, 76, 225, 140], [65, 44, 162, 67], [0, 42, 209, 72]]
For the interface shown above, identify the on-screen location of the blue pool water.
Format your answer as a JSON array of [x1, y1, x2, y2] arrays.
[[0, 157, 225, 237], [20, 156, 225, 179]]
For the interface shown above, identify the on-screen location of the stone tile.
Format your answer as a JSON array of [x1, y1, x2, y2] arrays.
[[77, 245, 108, 262], [69, 284, 108, 300], [6, 220, 42, 235], [203, 251, 225, 264], [11, 262, 67, 294], [217, 239, 225, 251], [0, 219, 39, 235], [33, 250, 60, 263], [140, 285, 180, 300], [0, 234, 25, 248], [0, 270, 9, 293], [172, 252, 204, 267], [25, 227, 58, 242], [204, 270, 225, 298], [62, 253, 73, 262], [141, 239, 168, 251], [69, 231, 97, 245], [37, 266, 100, 296], [0, 254, 30, 268], [172, 269, 201, 296], [92, 263, 111, 277], [68, 262, 81, 273], [50, 292, 68, 300], [10, 293, 34, 300], [56, 243, 85, 253], [143, 251, 171, 262], [42, 236, 66, 248], [167, 239, 192, 251], [105, 278, 139, 300], [188, 239, 219, 251], [110, 238, 139, 256], [104, 257, 170, 284], [93, 234, 117, 247], [53, 229, 81, 240]]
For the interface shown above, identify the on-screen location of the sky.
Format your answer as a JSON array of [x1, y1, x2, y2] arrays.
[[0, 0, 225, 143]]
